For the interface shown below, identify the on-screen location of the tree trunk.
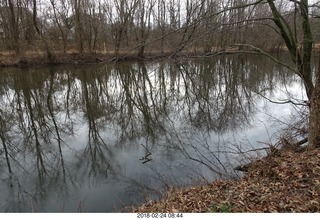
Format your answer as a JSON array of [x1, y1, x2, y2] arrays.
[[33, 0, 55, 62], [267, 0, 314, 100], [300, 0, 314, 100], [138, 43, 145, 58], [8, 0, 20, 56], [308, 57, 320, 148], [74, 0, 83, 53], [265, 0, 319, 148], [50, 0, 67, 54]]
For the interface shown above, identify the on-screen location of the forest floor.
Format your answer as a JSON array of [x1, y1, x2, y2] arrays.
[[132, 142, 320, 212]]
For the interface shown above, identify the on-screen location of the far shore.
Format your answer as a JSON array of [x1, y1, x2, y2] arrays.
[[0, 44, 320, 68], [0, 50, 176, 68], [2, 45, 319, 68]]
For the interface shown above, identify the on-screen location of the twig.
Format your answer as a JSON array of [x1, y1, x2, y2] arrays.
[[255, 90, 308, 106], [235, 43, 299, 74]]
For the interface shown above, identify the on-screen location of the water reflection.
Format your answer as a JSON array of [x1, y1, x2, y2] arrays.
[[0, 55, 301, 212]]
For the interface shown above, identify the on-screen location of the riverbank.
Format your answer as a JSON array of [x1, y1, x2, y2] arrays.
[[0, 50, 197, 68], [0, 47, 305, 68], [132, 142, 320, 212], [1, 44, 320, 68]]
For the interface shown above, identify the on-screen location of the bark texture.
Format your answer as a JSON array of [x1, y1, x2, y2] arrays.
[[308, 58, 320, 148]]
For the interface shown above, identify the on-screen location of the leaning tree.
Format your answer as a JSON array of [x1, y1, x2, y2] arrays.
[[264, 0, 320, 148], [217, 0, 320, 148]]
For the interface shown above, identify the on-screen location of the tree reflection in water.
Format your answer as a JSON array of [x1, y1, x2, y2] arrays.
[[0, 55, 302, 212]]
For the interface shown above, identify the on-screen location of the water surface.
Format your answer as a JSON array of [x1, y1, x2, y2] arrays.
[[0, 55, 306, 212]]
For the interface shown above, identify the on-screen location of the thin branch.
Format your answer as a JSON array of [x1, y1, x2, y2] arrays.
[[254, 88, 308, 106], [235, 43, 299, 74]]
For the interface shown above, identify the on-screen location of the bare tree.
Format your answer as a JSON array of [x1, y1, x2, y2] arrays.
[[74, 0, 83, 53], [157, 0, 166, 53], [134, 0, 154, 58], [1, 0, 22, 55], [264, 0, 320, 147], [49, 0, 69, 53], [32, 0, 55, 61], [110, 0, 138, 57]]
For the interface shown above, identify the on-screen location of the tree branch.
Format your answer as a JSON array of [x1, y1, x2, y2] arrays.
[[235, 43, 299, 73]]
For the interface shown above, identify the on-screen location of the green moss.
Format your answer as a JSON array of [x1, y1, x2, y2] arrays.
[[210, 203, 233, 213]]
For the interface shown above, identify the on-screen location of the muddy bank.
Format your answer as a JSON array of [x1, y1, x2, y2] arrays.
[[132, 142, 320, 213]]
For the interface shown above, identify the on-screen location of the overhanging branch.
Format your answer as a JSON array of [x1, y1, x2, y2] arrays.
[[235, 43, 299, 74]]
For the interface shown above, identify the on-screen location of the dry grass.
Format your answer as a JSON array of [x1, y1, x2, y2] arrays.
[[0, 45, 319, 68]]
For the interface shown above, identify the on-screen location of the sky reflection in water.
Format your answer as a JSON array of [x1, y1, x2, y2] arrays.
[[0, 55, 306, 212]]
